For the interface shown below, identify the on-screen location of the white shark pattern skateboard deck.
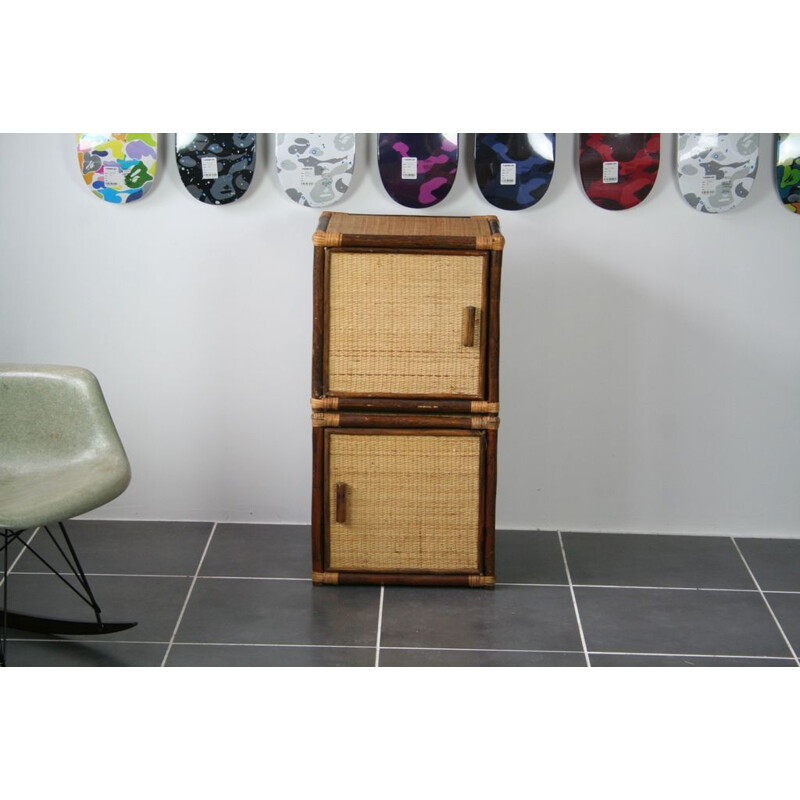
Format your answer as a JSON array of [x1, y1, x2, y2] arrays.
[[275, 133, 356, 207], [677, 133, 759, 213]]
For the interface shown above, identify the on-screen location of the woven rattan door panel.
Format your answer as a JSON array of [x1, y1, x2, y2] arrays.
[[325, 250, 486, 398], [325, 430, 483, 574]]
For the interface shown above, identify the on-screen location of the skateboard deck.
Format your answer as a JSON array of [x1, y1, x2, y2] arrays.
[[275, 133, 356, 207], [776, 133, 800, 214], [175, 133, 256, 205], [77, 133, 158, 203], [377, 133, 459, 208], [677, 133, 759, 213], [578, 133, 660, 210], [474, 133, 555, 210]]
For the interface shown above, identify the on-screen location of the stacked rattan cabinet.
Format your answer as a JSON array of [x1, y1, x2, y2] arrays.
[[311, 212, 504, 587]]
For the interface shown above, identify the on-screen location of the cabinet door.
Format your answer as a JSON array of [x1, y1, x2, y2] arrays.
[[325, 249, 487, 398], [325, 430, 484, 574]]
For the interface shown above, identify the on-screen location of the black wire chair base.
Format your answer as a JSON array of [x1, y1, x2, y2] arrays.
[[3, 611, 136, 636], [2, 523, 138, 666]]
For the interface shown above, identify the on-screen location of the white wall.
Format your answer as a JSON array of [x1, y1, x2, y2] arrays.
[[1, 133, 798, 536]]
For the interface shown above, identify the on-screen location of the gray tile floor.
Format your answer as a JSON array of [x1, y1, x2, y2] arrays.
[[2, 522, 799, 667]]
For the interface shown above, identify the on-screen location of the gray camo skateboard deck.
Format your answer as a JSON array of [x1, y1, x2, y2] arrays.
[[275, 133, 356, 207], [677, 133, 759, 213]]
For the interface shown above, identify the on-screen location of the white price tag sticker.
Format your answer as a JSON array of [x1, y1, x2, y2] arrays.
[[602, 161, 619, 184], [300, 167, 316, 186], [103, 164, 123, 187], [401, 157, 418, 180], [500, 163, 517, 185], [701, 176, 716, 195], [201, 157, 219, 179]]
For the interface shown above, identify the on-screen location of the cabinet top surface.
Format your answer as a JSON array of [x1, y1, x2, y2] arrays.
[[313, 212, 504, 251]]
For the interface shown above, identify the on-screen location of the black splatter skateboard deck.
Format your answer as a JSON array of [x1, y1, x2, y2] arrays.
[[175, 133, 256, 205]]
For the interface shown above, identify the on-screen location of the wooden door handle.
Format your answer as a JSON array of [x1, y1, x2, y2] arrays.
[[462, 306, 477, 347], [335, 482, 347, 523]]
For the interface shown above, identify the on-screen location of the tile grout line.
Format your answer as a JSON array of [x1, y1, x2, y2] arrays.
[[558, 531, 591, 667], [196, 575, 311, 582], [380, 646, 584, 655], [15, 572, 204, 579], [730, 537, 800, 667], [588, 650, 797, 661], [12, 568, 799, 595], [570, 584, 759, 593], [375, 586, 385, 667], [9, 636, 797, 661], [160, 522, 218, 668], [1, 528, 40, 588], [500, 582, 765, 593]]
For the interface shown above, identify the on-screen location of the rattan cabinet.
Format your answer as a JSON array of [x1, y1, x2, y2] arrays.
[[311, 212, 503, 587]]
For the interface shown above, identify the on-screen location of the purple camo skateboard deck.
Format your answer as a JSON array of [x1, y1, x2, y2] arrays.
[[377, 133, 459, 208]]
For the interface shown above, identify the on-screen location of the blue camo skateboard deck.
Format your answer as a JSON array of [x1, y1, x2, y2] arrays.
[[474, 133, 555, 210]]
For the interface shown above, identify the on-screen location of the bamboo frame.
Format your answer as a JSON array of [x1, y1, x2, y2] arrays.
[[312, 213, 503, 409], [309, 212, 502, 588], [313, 211, 505, 251], [311, 398, 499, 414], [311, 424, 499, 587], [311, 427, 496, 583]]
